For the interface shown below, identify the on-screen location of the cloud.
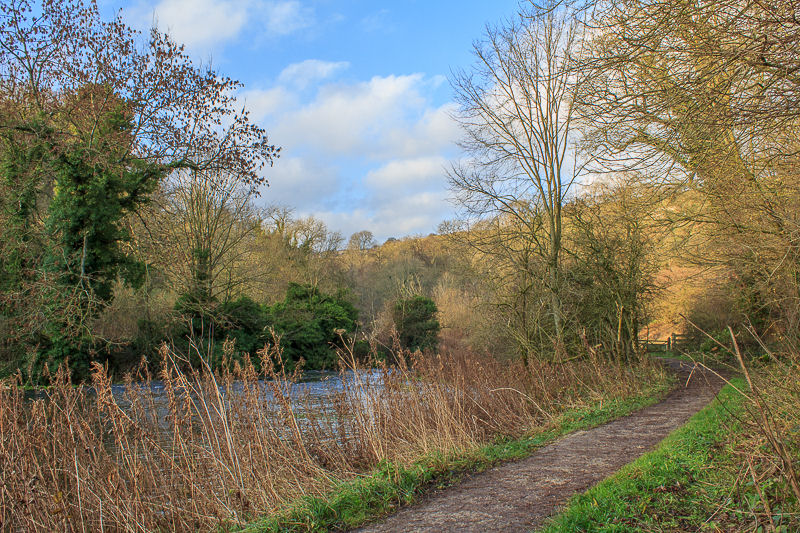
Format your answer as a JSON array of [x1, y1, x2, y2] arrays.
[[262, 74, 456, 158], [277, 59, 349, 89], [129, 0, 314, 50], [282, 155, 452, 240], [248, 70, 462, 240], [259, 157, 339, 210], [146, 0, 248, 48], [241, 86, 298, 123], [383, 103, 461, 159], [365, 156, 447, 193], [313, 191, 450, 242], [263, 1, 314, 36], [360, 9, 392, 33]]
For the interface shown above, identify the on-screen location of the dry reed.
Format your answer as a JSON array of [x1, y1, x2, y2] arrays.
[[0, 338, 665, 531]]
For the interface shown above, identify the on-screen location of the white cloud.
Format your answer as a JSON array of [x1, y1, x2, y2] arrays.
[[248, 70, 462, 240], [263, 1, 314, 36], [241, 86, 298, 123], [365, 156, 446, 192], [262, 74, 454, 157], [360, 9, 392, 33], [147, 0, 248, 48], [277, 59, 349, 89], [129, 0, 314, 50], [383, 103, 461, 159], [259, 157, 339, 210], [313, 191, 449, 242]]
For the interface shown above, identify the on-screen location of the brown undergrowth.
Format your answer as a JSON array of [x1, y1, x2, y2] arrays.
[[726, 330, 800, 530], [0, 338, 666, 531]]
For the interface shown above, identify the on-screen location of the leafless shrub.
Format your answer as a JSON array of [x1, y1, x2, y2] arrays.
[[728, 328, 800, 529]]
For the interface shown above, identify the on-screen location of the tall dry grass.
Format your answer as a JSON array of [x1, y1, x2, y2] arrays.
[[0, 338, 665, 531], [725, 329, 800, 529]]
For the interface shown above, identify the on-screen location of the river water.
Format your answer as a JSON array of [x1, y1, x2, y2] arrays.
[[22, 369, 385, 443]]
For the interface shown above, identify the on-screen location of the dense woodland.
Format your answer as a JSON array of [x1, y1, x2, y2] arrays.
[[0, 0, 798, 529], [1, 0, 798, 381]]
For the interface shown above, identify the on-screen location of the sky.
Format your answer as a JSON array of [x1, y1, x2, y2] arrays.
[[100, 0, 521, 242]]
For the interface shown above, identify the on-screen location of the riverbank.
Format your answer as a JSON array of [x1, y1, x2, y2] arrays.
[[244, 378, 673, 532], [0, 344, 668, 531]]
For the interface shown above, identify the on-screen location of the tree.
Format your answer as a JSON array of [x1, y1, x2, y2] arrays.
[[448, 1, 585, 358], [393, 295, 440, 353], [156, 164, 261, 311], [44, 99, 161, 302], [267, 283, 358, 369], [0, 1, 277, 182], [578, 0, 800, 337], [566, 178, 660, 361], [0, 0, 277, 377], [348, 230, 377, 251]]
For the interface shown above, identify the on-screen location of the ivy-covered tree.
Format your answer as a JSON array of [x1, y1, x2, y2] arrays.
[[14, 101, 165, 378], [0, 0, 277, 380], [45, 106, 162, 302]]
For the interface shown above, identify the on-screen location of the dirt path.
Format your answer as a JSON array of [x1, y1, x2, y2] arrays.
[[355, 360, 725, 533]]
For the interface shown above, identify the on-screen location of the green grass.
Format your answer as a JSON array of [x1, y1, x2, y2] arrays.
[[538, 378, 769, 532], [241, 379, 674, 533]]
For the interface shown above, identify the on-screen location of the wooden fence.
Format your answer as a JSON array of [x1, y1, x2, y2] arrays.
[[640, 333, 693, 352]]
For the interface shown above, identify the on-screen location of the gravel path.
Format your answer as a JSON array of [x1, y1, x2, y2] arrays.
[[355, 360, 725, 533]]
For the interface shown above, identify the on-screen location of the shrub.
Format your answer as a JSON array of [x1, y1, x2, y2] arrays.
[[266, 283, 358, 369], [171, 285, 359, 371], [217, 295, 269, 357]]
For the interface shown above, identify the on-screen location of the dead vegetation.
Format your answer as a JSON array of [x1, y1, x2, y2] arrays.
[[726, 330, 800, 529], [0, 339, 665, 531]]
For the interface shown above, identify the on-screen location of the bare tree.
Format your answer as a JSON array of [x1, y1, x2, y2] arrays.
[[449, 1, 586, 354], [348, 230, 377, 251], [254, 208, 344, 294], [152, 165, 261, 308]]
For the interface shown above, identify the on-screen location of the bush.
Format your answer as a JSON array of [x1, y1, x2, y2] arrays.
[[171, 285, 358, 371], [266, 283, 359, 369], [393, 296, 440, 352]]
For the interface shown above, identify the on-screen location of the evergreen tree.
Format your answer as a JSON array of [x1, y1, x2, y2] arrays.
[[393, 296, 440, 352]]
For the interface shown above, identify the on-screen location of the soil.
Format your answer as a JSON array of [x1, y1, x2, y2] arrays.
[[354, 359, 726, 533]]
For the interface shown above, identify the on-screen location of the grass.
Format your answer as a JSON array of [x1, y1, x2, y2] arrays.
[[539, 375, 799, 532], [243, 379, 674, 532], [0, 339, 671, 531]]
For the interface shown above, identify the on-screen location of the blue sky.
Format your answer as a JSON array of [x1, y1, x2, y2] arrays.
[[102, 0, 520, 241]]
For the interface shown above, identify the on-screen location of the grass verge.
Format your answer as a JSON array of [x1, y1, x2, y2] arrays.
[[242, 378, 674, 532], [537, 378, 780, 532]]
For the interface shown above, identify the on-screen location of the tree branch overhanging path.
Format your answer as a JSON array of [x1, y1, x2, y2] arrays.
[[355, 360, 726, 533]]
